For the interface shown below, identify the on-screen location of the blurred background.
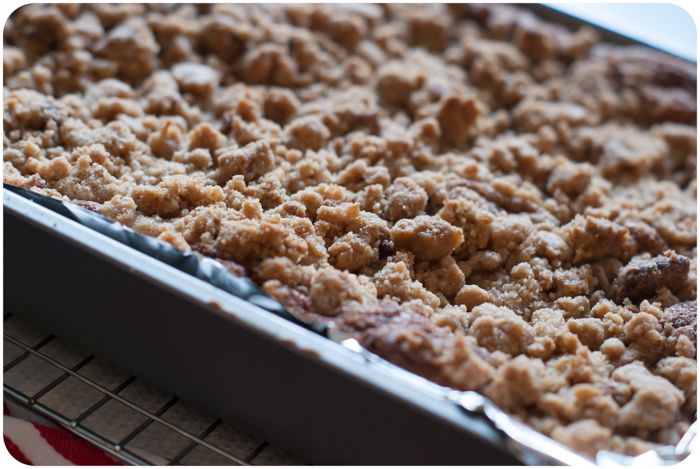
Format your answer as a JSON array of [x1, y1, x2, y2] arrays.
[[547, 3, 696, 61]]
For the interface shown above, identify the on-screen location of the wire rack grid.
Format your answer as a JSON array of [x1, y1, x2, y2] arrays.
[[3, 312, 302, 465]]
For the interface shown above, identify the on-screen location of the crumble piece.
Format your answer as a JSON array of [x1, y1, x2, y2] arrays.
[[285, 115, 331, 151], [612, 362, 684, 430], [383, 177, 428, 222], [171, 62, 219, 98], [215, 141, 275, 183], [468, 303, 534, 355], [390, 215, 464, 261]]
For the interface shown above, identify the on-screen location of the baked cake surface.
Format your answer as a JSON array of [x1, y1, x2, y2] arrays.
[[3, 4, 697, 458]]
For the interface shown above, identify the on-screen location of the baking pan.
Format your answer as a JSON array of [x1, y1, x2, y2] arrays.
[[3, 188, 521, 465], [3, 5, 697, 466], [3, 180, 695, 467]]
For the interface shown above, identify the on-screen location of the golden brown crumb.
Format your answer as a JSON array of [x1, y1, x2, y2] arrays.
[[454, 284, 493, 309], [309, 267, 367, 316], [390, 215, 464, 261], [215, 141, 275, 183]]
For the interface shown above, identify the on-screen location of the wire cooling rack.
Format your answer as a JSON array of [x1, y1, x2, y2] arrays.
[[3, 313, 302, 465]]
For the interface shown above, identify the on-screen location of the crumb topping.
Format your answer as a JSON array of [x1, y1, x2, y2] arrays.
[[3, 4, 696, 459]]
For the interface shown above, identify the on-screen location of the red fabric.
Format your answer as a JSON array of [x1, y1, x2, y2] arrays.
[[34, 423, 122, 466], [4, 402, 122, 466], [4, 436, 32, 465]]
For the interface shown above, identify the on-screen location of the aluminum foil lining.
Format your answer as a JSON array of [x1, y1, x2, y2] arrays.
[[337, 335, 696, 466], [6, 184, 695, 466]]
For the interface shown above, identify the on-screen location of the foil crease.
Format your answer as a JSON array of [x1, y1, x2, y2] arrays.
[[6, 184, 695, 466]]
